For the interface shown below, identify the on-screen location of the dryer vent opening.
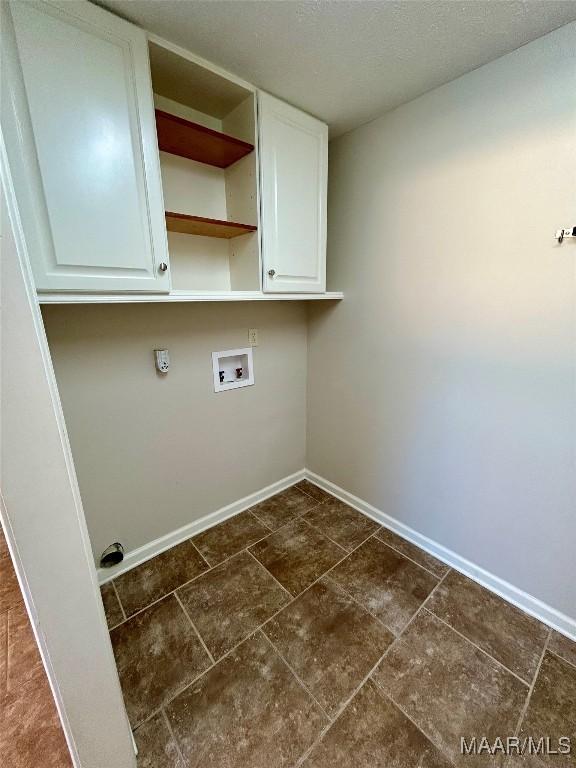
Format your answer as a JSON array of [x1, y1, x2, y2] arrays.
[[100, 542, 124, 568]]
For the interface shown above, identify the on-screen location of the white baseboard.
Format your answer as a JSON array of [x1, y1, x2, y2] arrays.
[[97, 469, 306, 584], [305, 470, 576, 642], [97, 465, 576, 643]]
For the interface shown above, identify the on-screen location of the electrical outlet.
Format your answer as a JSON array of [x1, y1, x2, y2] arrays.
[[154, 349, 170, 374], [248, 328, 258, 346]]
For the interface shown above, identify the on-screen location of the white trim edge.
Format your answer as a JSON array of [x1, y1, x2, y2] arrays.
[[305, 470, 576, 642], [97, 469, 306, 584]]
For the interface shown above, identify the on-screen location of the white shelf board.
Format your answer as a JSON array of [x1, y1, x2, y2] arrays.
[[37, 290, 344, 305]]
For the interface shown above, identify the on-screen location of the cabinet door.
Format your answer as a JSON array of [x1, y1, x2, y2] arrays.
[[259, 93, 327, 293], [7, 0, 169, 292]]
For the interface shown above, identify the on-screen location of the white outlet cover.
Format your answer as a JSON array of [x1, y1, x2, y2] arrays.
[[154, 349, 170, 374]]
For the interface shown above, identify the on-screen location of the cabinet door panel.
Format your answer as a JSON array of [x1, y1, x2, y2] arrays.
[[9, 1, 169, 292], [259, 93, 327, 293]]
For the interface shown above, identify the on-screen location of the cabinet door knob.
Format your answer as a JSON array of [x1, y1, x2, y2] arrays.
[[267, 269, 276, 277], [158, 262, 168, 273]]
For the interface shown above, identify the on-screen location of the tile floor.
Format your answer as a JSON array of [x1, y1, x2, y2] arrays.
[[0, 528, 72, 768], [101, 480, 576, 767]]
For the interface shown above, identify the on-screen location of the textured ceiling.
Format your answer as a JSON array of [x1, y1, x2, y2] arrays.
[[101, 0, 576, 136]]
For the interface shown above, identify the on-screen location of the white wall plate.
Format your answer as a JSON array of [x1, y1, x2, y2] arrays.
[[212, 346, 254, 392]]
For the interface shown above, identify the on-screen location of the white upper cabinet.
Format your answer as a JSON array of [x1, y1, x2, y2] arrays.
[[6, 0, 169, 292], [259, 93, 327, 293]]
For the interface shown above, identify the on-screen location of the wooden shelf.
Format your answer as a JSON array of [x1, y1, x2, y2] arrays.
[[155, 109, 254, 168], [37, 291, 344, 305], [165, 212, 257, 239]]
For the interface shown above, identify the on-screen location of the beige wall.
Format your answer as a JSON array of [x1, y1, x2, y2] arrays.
[[307, 22, 576, 619], [42, 302, 307, 560]]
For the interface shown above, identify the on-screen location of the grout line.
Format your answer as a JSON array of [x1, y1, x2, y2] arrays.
[[266, 526, 381, 601], [107, 484, 329, 630], [108, 505, 432, 637], [374, 569, 452, 661], [260, 630, 332, 722], [161, 708, 186, 766], [247, 508, 274, 531], [375, 687, 459, 768], [110, 484, 560, 768], [127, 529, 384, 732], [294, 483, 331, 504], [293, 633, 408, 768], [321, 572, 397, 637], [547, 645, 576, 671], [131, 663, 214, 732], [249, 500, 322, 532], [188, 538, 212, 569], [299, 516, 348, 555], [129, 626, 277, 732], [246, 514, 305, 544], [422, 607, 530, 687], [125, 527, 450, 737], [374, 531, 448, 579], [245, 548, 292, 598], [293, 481, 317, 500], [362, 572, 461, 768], [513, 628, 551, 737], [108, 527, 290, 630], [174, 591, 216, 666], [111, 579, 127, 622], [299, 505, 377, 553], [292, 674, 365, 766], [114, 493, 477, 746]]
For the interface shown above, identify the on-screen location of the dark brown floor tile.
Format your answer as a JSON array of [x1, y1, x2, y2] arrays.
[[192, 511, 269, 567], [504, 754, 545, 767], [7, 602, 44, 695], [303, 498, 379, 552], [328, 536, 438, 635], [100, 582, 124, 629], [0, 609, 7, 698], [375, 527, 450, 578], [178, 551, 290, 660], [166, 631, 327, 768], [134, 712, 184, 768], [263, 579, 393, 717], [0, 553, 21, 613], [250, 486, 318, 530], [0, 527, 8, 557], [303, 679, 452, 768], [373, 610, 528, 767], [427, 570, 549, 683], [249, 518, 345, 597], [110, 594, 211, 727], [114, 541, 209, 618], [3, 672, 73, 768], [548, 630, 576, 668], [519, 651, 576, 767], [295, 480, 333, 504]]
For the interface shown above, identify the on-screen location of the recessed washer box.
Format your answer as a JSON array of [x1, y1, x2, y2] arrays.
[[212, 347, 254, 392]]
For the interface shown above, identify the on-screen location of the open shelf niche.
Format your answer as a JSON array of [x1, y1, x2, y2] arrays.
[[149, 41, 260, 293], [155, 109, 254, 168], [165, 212, 257, 239]]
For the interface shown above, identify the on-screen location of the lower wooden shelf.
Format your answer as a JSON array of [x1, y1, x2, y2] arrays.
[[37, 291, 344, 304], [165, 212, 257, 239]]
